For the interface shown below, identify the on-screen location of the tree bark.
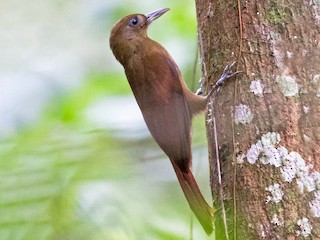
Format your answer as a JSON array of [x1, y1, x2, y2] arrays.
[[195, 0, 320, 239]]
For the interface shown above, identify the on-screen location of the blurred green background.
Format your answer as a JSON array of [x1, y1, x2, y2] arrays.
[[0, 0, 212, 239]]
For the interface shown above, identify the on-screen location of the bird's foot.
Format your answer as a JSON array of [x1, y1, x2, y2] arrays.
[[206, 61, 242, 98], [214, 61, 242, 89]]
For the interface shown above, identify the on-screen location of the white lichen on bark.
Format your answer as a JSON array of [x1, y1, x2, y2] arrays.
[[246, 132, 282, 166], [309, 191, 320, 218], [236, 153, 246, 164], [244, 131, 320, 231], [296, 217, 312, 237], [266, 183, 284, 203], [250, 80, 264, 96], [276, 74, 299, 97], [234, 104, 254, 125], [312, 74, 320, 83], [271, 214, 283, 226], [261, 132, 281, 146]]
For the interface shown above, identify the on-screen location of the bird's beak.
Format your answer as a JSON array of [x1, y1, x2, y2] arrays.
[[146, 8, 170, 25]]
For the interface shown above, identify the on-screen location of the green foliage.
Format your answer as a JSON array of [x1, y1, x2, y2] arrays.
[[0, 121, 138, 239], [168, 3, 197, 36], [0, 0, 215, 239], [45, 72, 130, 123], [0, 71, 210, 239]]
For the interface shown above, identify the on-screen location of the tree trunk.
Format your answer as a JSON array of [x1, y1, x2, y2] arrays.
[[195, 0, 320, 239]]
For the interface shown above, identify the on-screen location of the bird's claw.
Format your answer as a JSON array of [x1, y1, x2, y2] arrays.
[[205, 61, 242, 98], [214, 61, 242, 88]]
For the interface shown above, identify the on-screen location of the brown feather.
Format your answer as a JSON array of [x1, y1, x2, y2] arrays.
[[109, 9, 213, 235]]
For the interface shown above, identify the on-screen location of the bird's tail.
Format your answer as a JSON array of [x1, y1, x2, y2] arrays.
[[171, 160, 214, 235]]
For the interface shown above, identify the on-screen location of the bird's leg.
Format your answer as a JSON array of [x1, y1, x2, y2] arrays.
[[206, 61, 242, 99]]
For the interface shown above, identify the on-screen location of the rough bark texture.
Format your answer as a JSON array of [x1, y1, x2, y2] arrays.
[[195, 0, 320, 239]]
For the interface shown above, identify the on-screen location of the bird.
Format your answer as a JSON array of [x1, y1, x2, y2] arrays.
[[109, 8, 239, 235]]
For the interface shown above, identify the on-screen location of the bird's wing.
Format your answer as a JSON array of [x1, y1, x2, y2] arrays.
[[125, 46, 192, 168]]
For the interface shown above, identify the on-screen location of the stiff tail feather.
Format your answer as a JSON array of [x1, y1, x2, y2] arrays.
[[171, 160, 214, 235]]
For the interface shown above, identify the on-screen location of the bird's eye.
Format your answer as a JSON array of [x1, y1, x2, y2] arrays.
[[129, 17, 138, 26]]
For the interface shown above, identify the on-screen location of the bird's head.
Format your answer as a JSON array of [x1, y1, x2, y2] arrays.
[[109, 8, 170, 63]]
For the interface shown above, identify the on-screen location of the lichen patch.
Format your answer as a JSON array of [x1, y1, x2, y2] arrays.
[[266, 183, 284, 203], [234, 104, 254, 125], [276, 74, 299, 97], [250, 80, 264, 96], [296, 217, 312, 237]]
